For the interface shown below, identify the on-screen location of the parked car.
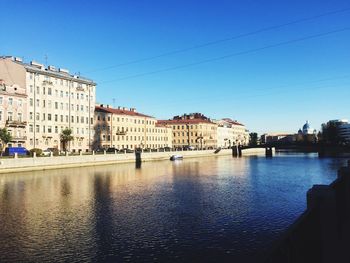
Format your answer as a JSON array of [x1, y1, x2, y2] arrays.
[[42, 149, 52, 156], [120, 148, 134, 153], [3, 147, 29, 156], [106, 147, 118, 153]]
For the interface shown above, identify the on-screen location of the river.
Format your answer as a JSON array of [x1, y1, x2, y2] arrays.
[[0, 152, 347, 262]]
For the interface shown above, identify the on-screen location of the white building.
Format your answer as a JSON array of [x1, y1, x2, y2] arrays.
[[214, 118, 249, 148], [0, 56, 96, 152]]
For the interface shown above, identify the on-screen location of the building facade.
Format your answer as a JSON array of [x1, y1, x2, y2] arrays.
[[0, 56, 96, 152], [0, 79, 27, 148], [94, 105, 172, 150], [214, 118, 249, 147], [159, 113, 217, 149], [325, 119, 350, 143]]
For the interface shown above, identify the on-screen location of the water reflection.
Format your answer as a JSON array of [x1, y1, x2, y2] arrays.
[[0, 154, 347, 262]]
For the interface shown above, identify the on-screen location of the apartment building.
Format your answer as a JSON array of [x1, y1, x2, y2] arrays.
[[214, 118, 249, 147], [158, 113, 217, 149], [94, 105, 172, 150], [0, 56, 96, 152], [0, 79, 27, 147]]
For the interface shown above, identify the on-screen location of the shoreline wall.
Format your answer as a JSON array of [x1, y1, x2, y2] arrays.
[[0, 149, 233, 174]]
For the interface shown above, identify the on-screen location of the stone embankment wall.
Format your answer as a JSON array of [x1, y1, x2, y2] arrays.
[[265, 160, 350, 263], [0, 149, 233, 174]]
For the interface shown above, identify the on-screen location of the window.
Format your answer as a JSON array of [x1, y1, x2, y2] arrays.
[[36, 125, 40, 133], [60, 91, 63, 97], [29, 124, 33, 132], [30, 98, 33, 106], [8, 98, 13, 105], [60, 115, 63, 122], [81, 116, 84, 123], [36, 113, 39, 121], [36, 99, 39, 107], [43, 100, 46, 108], [48, 126, 52, 133], [76, 116, 79, 123], [42, 113, 45, 121], [48, 100, 52, 108], [43, 87, 46, 95], [18, 99, 22, 106], [55, 114, 58, 122], [30, 85, 33, 93], [30, 112, 33, 120], [48, 88, 52, 95], [0, 111, 2, 121], [55, 102, 58, 109], [48, 114, 52, 121], [80, 105, 83, 111], [55, 126, 58, 133], [71, 116, 74, 123]]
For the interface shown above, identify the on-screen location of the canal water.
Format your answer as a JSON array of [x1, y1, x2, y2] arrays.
[[0, 153, 347, 262]]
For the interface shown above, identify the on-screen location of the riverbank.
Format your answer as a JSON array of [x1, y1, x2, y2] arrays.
[[0, 149, 236, 174]]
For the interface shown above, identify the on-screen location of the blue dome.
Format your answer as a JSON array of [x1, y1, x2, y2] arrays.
[[303, 122, 310, 130]]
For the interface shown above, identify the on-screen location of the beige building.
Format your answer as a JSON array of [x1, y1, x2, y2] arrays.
[[0, 56, 96, 152], [214, 118, 249, 147], [94, 105, 172, 150], [0, 79, 28, 148], [159, 113, 217, 149]]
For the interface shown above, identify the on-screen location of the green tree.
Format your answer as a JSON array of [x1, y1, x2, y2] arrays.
[[60, 128, 74, 152], [249, 132, 258, 146], [0, 128, 12, 155]]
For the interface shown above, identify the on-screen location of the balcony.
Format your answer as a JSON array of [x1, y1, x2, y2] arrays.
[[42, 80, 53, 85], [116, 131, 127, 135], [76, 86, 85, 91], [11, 136, 27, 142], [6, 120, 27, 128]]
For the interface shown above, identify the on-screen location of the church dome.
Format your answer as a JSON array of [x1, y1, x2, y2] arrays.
[[302, 121, 313, 135]]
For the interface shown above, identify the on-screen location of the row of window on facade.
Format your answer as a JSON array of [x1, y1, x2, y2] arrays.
[[0, 97, 23, 106], [29, 85, 93, 100], [101, 135, 169, 142], [172, 124, 214, 130], [29, 112, 93, 124], [96, 125, 167, 133], [0, 111, 23, 122], [28, 124, 93, 135], [29, 73, 94, 90], [29, 99, 93, 112]]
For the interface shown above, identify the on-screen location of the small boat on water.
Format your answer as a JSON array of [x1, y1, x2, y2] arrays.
[[170, 155, 183, 161]]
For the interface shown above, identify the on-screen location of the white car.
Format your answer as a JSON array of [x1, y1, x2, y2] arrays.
[[42, 149, 52, 156]]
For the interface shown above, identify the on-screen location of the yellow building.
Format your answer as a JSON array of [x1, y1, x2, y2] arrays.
[[158, 113, 217, 149], [94, 105, 172, 150]]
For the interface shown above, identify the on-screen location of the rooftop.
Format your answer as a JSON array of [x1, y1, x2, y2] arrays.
[[95, 105, 153, 118]]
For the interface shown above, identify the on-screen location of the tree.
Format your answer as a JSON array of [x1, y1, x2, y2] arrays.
[[249, 132, 258, 146], [321, 122, 342, 145], [0, 128, 12, 154], [60, 128, 74, 152]]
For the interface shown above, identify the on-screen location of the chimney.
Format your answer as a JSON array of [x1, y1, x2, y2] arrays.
[[107, 105, 109, 108], [118, 106, 121, 110], [123, 107, 126, 110], [130, 108, 136, 112]]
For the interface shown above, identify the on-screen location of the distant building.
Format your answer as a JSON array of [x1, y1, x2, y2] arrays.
[[0, 56, 96, 152], [158, 113, 217, 149], [261, 133, 296, 144], [214, 118, 249, 147], [94, 105, 172, 150]]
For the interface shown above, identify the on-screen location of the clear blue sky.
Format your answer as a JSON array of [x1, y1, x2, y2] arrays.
[[1, 0, 349, 134]]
